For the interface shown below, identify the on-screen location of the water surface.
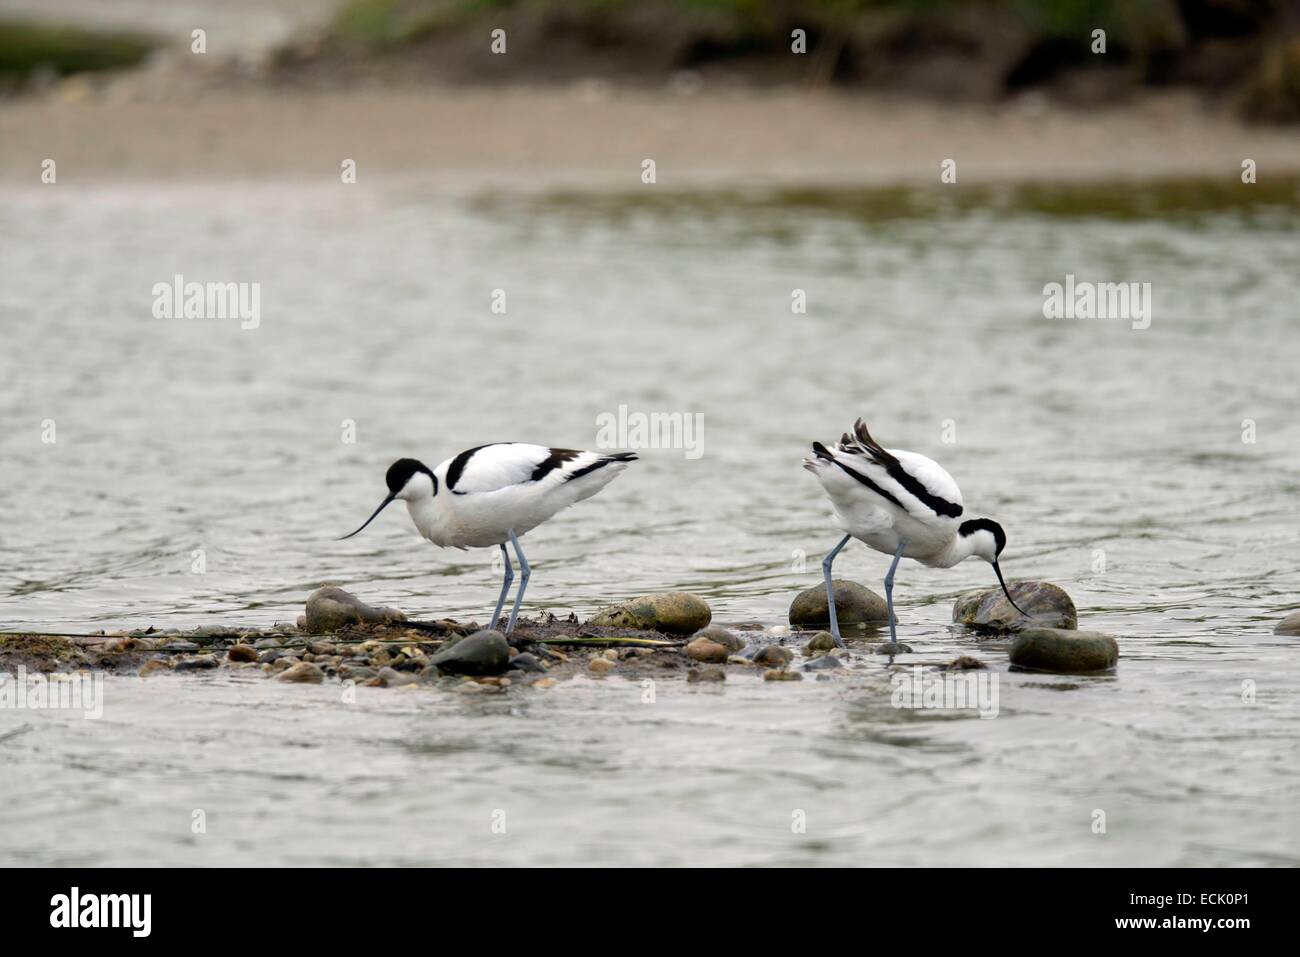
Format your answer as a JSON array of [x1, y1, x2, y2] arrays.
[[1, 179, 1298, 865]]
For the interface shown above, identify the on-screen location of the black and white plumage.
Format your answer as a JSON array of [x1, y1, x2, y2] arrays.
[[803, 419, 1026, 649], [341, 443, 636, 633]]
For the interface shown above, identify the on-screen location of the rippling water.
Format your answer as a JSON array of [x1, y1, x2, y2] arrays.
[[1, 179, 1298, 865]]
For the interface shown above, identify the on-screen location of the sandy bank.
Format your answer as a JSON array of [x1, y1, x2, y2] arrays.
[[4, 84, 1300, 192]]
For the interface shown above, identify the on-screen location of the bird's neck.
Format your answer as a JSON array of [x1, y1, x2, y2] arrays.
[[405, 495, 439, 540], [934, 531, 981, 568]]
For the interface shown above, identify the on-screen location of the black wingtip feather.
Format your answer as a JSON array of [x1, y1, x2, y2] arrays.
[[852, 418, 898, 465], [810, 441, 834, 461]]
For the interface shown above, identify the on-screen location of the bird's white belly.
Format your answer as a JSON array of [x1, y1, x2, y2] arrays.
[[409, 486, 571, 549], [833, 502, 955, 564]]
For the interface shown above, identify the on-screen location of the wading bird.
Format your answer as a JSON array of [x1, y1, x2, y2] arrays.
[[340, 444, 637, 634], [803, 419, 1026, 649]]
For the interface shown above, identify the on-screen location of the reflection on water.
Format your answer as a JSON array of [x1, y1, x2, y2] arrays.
[[0, 180, 1298, 865]]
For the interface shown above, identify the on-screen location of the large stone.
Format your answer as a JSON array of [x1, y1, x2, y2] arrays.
[[428, 630, 510, 676], [952, 581, 1076, 632], [1274, 611, 1300, 636], [1009, 628, 1118, 674], [589, 592, 712, 635], [789, 580, 887, 628], [303, 586, 406, 635]]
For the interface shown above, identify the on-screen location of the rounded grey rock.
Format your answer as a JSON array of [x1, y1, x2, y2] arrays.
[[589, 592, 712, 635], [952, 581, 1076, 632], [1009, 628, 1118, 674], [303, 586, 406, 635], [789, 580, 888, 628], [429, 630, 511, 676]]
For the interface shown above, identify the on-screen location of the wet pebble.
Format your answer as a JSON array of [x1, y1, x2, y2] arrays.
[[163, 640, 200, 653], [104, 636, 154, 652], [138, 659, 172, 677], [1009, 628, 1118, 674], [227, 644, 258, 663], [589, 657, 617, 675], [752, 645, 794, 668], [376, 666, 419, 687], [789, 580, 888, 628], [253, 636, 281, 650], [764, 669, 803, 682], [691, 625, 744, 652], [277, 661, 326, 683], [946, 655, 987, 670], [175, 655, 219, 672], [338, 664, 376, 681], [685, 636, 729, 663], [508, 652, 546, 674], [873, 642, 913, 656], [191, 625, 239, 641], [804, 631, 838, 654], [687, 665, 726, 683], [804, 654, 843, 671]]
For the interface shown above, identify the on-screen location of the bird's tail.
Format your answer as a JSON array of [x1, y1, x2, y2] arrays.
[[845, 418, 898, 466], [802, 440, 835, 474]]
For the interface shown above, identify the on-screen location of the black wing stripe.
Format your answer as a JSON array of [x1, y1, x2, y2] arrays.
[[889, 462, 961, 514], [885, 463, 963, 518], [445, 444, 493, 493], [834, 460, 907, 510], [852, 419, 962, 518], [530, 448, 581, 482], [565, 453, 637, 482]]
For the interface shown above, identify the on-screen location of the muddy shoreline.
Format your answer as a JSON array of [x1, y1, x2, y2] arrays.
[[0, 578, 1133, 686], [0, 617, 886, 687]]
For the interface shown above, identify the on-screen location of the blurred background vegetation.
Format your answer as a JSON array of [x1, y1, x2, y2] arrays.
[[2, 0, 1298, 120]]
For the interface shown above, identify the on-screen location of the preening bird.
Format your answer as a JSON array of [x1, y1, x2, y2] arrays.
[[340, 443, 637, 633], [803, 419, 1027, 649]]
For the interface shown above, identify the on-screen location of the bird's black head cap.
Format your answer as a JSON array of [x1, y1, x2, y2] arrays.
[[386, 458, 434, 496], [959, 518, 1007, 557]]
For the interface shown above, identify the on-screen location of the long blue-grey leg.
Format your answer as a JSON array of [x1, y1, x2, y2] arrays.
[[491, 543, 513, 631], [822, 534, 852, 647], [883, 539, 906, 644], [505, 529, 531, 635]]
